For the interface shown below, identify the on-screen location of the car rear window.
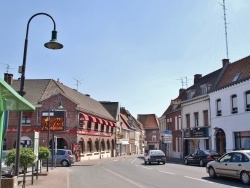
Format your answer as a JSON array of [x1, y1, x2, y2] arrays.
[[150, 151, 164, 155], [67, 151, 72, 155], [246, 152, 250, 157]]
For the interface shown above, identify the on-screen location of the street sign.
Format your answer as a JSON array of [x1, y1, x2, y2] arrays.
[[163, 129, 172, 143]]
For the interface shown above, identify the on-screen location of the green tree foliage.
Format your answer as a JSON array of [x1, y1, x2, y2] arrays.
[[38, 146, 50, 160], [5, 148, 36, 188]]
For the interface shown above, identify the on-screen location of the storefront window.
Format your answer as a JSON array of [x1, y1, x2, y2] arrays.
[[235, 131, 250, 150]]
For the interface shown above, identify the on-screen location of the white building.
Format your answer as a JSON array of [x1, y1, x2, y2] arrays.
[[209, 56, 250, 154]]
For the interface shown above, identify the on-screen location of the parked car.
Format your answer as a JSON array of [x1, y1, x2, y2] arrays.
[[1, 150, 14, 177], [144, 150, 166, 165], [43, 149, 75, 167], [184, 149, 220, 167], [206, 150, 250, 185]]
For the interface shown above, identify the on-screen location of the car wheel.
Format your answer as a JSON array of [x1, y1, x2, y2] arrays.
[[208, 166, 217, 179], [149, 162, 151, 165], [162, 162, 165, 165], [144, 161, 147, 165], [184, 159, 189, 165], [199, 159, 204, 167], [241, 171, 250, 184], [61, 160, 69, 167]]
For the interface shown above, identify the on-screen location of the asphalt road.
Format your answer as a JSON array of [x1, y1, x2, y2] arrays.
[[69, 155, 248, 188]]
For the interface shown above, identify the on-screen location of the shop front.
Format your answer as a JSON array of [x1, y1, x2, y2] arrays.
[[183, 127, 210, 156]]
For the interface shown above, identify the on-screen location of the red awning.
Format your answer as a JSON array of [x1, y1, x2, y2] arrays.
[[79, 113, 89, 125], [96, 117, 103, 124], [113, 122, 116, 127], [89, 115, 97, 123], [102, 119, 109, 125], [108, 121, 113, 126]]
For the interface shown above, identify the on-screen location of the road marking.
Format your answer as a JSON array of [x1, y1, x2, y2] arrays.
[[142, 166, 152, 170], [100, 166, 146, 188], [184, 176, 214, 183], [158, 170, 175, 175]]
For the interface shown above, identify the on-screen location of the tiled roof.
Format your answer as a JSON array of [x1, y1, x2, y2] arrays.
[[185, 68, 222, 99], [137, 114, 159, 129], [100, 101, 119, 120], [12, 79, 114, 121], [215, 55, 250, 90]]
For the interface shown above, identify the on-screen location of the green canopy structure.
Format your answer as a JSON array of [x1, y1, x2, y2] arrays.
[[0, 77, 35, 178]]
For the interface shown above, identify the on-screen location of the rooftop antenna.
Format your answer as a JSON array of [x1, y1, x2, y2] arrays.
[[0, 63, 15, 73], [72, 77, 83, 91], [177, 77, 189, 89], [219, 0, 229, 59]]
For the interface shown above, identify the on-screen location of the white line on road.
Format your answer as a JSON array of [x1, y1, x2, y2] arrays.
[[141, 166, 152, 170], [158, 170, 175, 175], [100, 166, 146, 188], [184, 176, 214, 183]]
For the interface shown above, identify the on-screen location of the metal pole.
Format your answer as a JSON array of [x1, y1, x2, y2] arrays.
[[14, 12, 59, 177], [46, 105, 50, 172], [51, 130, 54, 169]]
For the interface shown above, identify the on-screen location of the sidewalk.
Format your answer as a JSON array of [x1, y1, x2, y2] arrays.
[[18, 167, 68, 188]]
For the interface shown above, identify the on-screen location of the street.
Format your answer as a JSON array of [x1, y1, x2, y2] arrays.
[[69, 155, 247, 188]]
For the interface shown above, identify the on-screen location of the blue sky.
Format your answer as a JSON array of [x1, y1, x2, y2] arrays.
[[1, 0, 250, 117]]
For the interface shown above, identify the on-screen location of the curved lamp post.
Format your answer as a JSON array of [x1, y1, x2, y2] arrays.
[[15, 12, 63, 176]]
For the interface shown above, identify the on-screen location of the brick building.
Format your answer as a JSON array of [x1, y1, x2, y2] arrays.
[[4, 77, 117, 160]]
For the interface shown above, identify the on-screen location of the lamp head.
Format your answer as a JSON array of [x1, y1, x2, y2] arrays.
[[57, 102, 63, 109], [44, 30, 63, 50]]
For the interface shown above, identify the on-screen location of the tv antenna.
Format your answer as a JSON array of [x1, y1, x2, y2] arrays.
[[177, 77, 189, 88], [72, 77, 83, 91], [0, 63, 15, 73], [219, 0, 229, 59]]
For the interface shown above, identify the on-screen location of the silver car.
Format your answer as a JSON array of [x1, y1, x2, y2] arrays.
[[144, 150, 166, 165], [43, 149, 75, 167], [206, 150, 250, 184]]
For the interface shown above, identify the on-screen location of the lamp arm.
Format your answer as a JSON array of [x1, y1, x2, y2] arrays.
[[26, 13, 57, 39]]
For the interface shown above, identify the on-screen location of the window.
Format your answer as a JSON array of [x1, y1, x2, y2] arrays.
[[106, 126, 109, 133], [231, 95, 238, 114], [216, 99, 222, 116], [22, 112, 32, 124], [152, 135, 156, 141], [246, 91, 250, 111], [94, 122, 98, 131], [232, 72, 240, 82], [194, 112, 199, 127], [101, 124, 104, 132], [87, 121, 91, 130], [203, 110, 208, 126], [200, 84, 210, 95], [186, 114, 190, 128]]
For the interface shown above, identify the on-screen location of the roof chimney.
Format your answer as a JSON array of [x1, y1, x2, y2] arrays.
[[222, 59, 229, 67], [194, 74, 202, 84], [179, 88, 185, 95], [4, 73, 13, 85], [85, 94, 90, 97]]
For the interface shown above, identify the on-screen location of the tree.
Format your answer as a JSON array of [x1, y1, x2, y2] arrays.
[[38, 146, 50, 172], [5, 148, 36, 188]]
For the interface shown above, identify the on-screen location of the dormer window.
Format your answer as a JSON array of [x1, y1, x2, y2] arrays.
[[200, 84, 211, 95], [187, 90, 195, 99], [232, 72, 241, 82]]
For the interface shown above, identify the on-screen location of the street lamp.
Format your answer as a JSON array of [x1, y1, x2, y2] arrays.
[[15, 12, 63, 176]]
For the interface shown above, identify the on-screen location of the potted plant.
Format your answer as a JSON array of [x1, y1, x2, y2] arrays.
[[5, 148, 36, 188], [38, 146, 50, 173]]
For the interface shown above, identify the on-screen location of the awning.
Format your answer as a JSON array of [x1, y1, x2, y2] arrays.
[[102, 119, 109, 125], [89, 115, 97, 123], [184, 137, 209, 140], [96, 117, 103, 124], [108, 121, 113, 126], [113, 122, 116, 127], [79, 113, 89, 121]]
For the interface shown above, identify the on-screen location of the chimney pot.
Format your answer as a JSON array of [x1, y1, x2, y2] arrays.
[[222, 59, 229, 67], [4, 73, 13, 85], [194, 74, 202, 84]]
